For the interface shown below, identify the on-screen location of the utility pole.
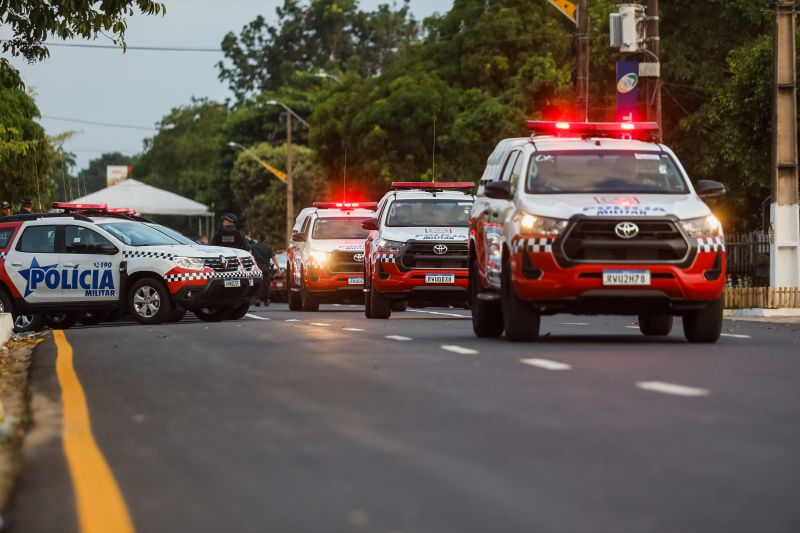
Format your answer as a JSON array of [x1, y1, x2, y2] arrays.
[[286, 112, 294, 248], [576, 0, 589, 121], [646, 0, 661, 138], [770, 0, 800, 288]]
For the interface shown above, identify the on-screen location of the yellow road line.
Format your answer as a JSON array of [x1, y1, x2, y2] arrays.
[[54, 330, 135, 533]]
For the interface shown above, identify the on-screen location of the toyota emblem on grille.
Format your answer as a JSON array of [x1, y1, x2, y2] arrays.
[[354, 253, 365, 262], [614, 222, 639, 239], [433, 244, 448, 255], [219, 255, 227, 268]]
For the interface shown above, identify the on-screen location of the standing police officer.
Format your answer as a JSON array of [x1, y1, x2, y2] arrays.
[[16, 197, 33, 215], [251, 235, 279, 306], [0, 201, 11, 217], [211, 214, 251, 251]]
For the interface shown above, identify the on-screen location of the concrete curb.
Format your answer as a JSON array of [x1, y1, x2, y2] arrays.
[[724, 308, 800, 318], [0, 314, 12, 345]]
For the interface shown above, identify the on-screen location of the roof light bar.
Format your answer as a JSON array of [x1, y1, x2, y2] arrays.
[[390, 182, 475, 191], [312, 202, 378, 210], [52, 202, 108, 211], [526, 121, 659, 139]]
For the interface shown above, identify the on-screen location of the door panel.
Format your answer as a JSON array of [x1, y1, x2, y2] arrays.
[[6, 225, 62, 304], [61, 225, 121, 303]]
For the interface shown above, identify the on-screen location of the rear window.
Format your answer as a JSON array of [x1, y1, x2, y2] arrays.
[[18, 226, 56, 253], [0, 227, 14, 249]]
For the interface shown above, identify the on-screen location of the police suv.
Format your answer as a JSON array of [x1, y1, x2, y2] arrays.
[[362, 182, 474, 319], [470, 121, 727, 343], [287, 202, 377, 311], [0, 204, 262, 329]]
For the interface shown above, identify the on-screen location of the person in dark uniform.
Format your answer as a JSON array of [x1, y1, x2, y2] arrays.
[[211, 214, 251, 251], [0, 201, 11, 217], [16, 197, 33, 215], [251, 235, 279, 306]]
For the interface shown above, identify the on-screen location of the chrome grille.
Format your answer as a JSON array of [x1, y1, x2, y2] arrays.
[[561, 219, 689, 263], [327, 251, 364, 274], [203, 256, 240, 272]]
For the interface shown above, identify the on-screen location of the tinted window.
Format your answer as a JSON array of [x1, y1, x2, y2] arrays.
[[312, 218, 369, 239], [525, 151, 689, 194], [64, 226, 114, 253], [0, 227, 14, 249], [18, 226, 56, 253], [98, 222, 180, 246], [501, 152, 520, 182], [385, 199, 472, 227]]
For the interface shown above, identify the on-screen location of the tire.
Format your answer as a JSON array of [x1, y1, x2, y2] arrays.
[[43, 312, 79, 330], [300, 269, 319, 312], [14, 314, 44, 333], [193, 306, 232, 322], [127, 277, 174, 325], [470, 257, 504, 338], [683, 298, 724, 343], [391, 300, 408, 312], [165, 307, 187, 323], [638, 313, 673, 336], [227, 302, 251, 320], [368, 283, 392, 319], [77, 309, 112, 326], [501, 257, 540, 342], [364, 284, 373, 318], [287, 268, 302, 311]]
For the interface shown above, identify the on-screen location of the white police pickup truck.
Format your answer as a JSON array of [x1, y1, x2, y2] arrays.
[[0, 206, 261, 329]]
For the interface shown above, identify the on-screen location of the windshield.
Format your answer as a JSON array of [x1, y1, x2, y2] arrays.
[[312, 218, 369, 239], [525, 151, 689, 194], [99, 222, 182, 246], [148, 224, 196, 245], [385, 199, 472, 227]]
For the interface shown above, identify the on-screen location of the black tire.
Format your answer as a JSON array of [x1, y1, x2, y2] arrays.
[[470, 257, 504, 338], [43, 312, 79, 330], [364, 284, 373, 318], [165, 306, 187, 323], [638, 313, 673, 336], [227, 302, 251, 320], [391, 300, 408, 312], [193, 306, 232, 322], [683, 298, 724, 343], [77, 309, 112, 326], [300, 277, 319, 312], [287, 268, 302, 311], [501, 257, 540, 342], [127, 277, 174, 325], [14, 314, 44, 334], [369, 283, 392, 319]]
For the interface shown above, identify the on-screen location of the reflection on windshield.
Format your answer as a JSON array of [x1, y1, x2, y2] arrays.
[[385, 200, 472, 227], [149, 224, 196, 245], [99, 222, 181, 246], [526, 151, 689, 194], [312, 218, 369, 239]]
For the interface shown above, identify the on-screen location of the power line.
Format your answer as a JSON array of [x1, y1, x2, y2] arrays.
[[26, 41, 223, 53], [41, 115, 157, 131]]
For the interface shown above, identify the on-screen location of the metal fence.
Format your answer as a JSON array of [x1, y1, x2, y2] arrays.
[[725, 233, 771, 287]]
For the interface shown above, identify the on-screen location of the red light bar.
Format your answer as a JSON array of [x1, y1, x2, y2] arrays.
[[526, 121, 659, 138], [105, 208, 133, 214], [312, 202, 378, 210], [391, 182, 474, 190], [52, 202, 108, 210]]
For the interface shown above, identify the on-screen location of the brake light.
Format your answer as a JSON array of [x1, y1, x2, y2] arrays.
[[390, 182, 474, 191], [52, 202, 108, 210]]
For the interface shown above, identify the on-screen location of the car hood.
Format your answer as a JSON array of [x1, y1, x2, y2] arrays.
[[517, 193, 711, 220], [380, 227, 469, 242]]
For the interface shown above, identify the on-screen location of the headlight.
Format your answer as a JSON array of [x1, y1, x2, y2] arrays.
[[518, 213, 568, 235], [681, 215, 722, 237], [309, 250, 330, 263], [376, 239, 404, 253], [174, 256, 206, 270]]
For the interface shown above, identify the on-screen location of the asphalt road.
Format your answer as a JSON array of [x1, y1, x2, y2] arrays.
[[8, 304, 800, 533]]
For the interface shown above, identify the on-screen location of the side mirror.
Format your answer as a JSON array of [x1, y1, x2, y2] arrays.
[[483, 180, 513, 200], [361, 218, 379, 231], [291, 232, 306, 242], [696, 180, 726, 199]]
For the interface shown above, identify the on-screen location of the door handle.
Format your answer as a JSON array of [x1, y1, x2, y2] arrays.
[[10, 262, 22, 267], [63, 263, 76, 268]]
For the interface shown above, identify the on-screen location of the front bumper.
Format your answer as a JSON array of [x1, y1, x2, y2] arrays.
[[170, 276, 262, 309], [371, 261, 469, 304]]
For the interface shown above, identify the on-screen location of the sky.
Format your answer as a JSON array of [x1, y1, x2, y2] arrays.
[[6, 0, 453, 172]]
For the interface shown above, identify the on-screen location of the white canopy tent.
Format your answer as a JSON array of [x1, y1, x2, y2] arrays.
[[70, 179, 213, 237]]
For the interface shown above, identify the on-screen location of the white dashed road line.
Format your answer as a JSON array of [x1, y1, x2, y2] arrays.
[[562, 322, 589, 326], [385, 335, 412, 341], [441, 345, 478, 355], [343, 328, 364, 332], [520, 358, 572, 371], [284, 319, 300, 322], [636, 381, 710, 397], [309, 322, 330, 327], [407, 309, 469, 318], [245, 314, 270, 321], [721, 333, 751, 339], [625, 325, 640, 329]]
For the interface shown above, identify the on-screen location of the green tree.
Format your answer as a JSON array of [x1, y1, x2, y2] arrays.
[[230, 143, 329, 245]]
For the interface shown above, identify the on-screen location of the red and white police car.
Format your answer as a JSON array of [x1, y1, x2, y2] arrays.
[[470, 121, 727, 342], [0, 203, 262, 329], [362, 182, 474, 319], [287, 202, 377, 311]]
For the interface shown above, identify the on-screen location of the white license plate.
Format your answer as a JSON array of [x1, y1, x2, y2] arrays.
[[348, 276, 364, 285], [275, 281, 284, 288], [425, 274, 455, 284], [224, 279, 242, 288], [602, 270, 651, 286]]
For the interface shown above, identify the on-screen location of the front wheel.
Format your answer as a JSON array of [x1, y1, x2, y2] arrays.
[[368, 282, 392, 319], [471, 257, 504, 338], [683, 298, 724, 343], [287, 267, 302, 311], [127, 277, 174, 325], [227, 302, 251, 320], [501, 257, 540, 342], [391, 300, 408, 312], [638, 313, 673, 336], [300, 277, 319, 312]]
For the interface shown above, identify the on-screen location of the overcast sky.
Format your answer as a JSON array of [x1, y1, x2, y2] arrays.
[[7, 0, 453, 172]]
